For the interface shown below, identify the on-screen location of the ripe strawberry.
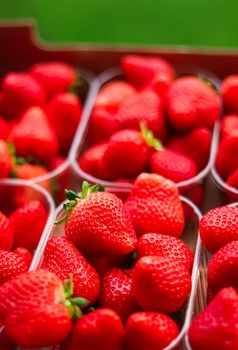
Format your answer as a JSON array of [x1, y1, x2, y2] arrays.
[[0, 270, 73, 348], [166, 76, 221, 130], [9, 199, 47, 251], [48, 155, 71, 202], [227, 168, 238, 192], [30, 61, 75, 97], [125, 311, 179, 350], [200, 206, 238, 253], [0, 319, 15, 350], [89, 108, 118, 144], [124, 173, 184, 238], [0, 250, 29, 284], [137, 233, 193, 271], [65, 183, 137, 256], [143, 73, 172, 100], [221, 75, 238, 113], [0, 117, 10, 140], [63, 308, 124, 350], [1, 72, 46, 118], [13, 247, 33, 267], [188, 287, 238, 350], [42, 236, 100, 305], [215, 135, 238, 179], [208, 240, 238, 293], [0, 140, 13, 178], [0, 211, 14, 251], [47, 92, 82, 153], [121, 54, 175, 88], [132, 255, 191, 313], [9, 106, 58, 161], [95, 80, 137, 112], [79, 142, 109, 179], [99, 267, 137, 320], [221, 114, 238, 138]]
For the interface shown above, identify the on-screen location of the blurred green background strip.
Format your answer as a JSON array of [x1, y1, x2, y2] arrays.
[[0, 0, 238, 48]]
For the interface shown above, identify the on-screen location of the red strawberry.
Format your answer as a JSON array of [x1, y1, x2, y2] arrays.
[[0, 319, 15, 350], [0, 117, 10, 139], [47, 92, 82, 153], [221, 114, 238, 138], [143, 73, 172, 100], [89, 108, 118, 144], [124, 173, 184, 238], [9, 199, 47, 251], [215, 135, 238, 179], [1, 72, 46, 118], [188, 287, 238, 350], [121, 55, 175, 88], [208, 240, 238, 293], [13, 247, 33, 267], [200, 206, 238, 253], [221, 75, 238, 113], [125, 311, 179, 350], [227, 168, 238, 192], [0, 250, 29, 284], [42, 236, 100, 305], [137, 233, 193, 271], [0, 211, 14, 251], [0, 140, 13, 178], [30, 61, 75, 97], [65, 183, 137, 256], [63, 308, 124, 350], [79, 142, 109, 179], [99, 267, 137, 320], [95, 80, 137, 112], [132, 255, 191, 313], [0, 270, 73, 348], [48, 155, 71, 202], [166, 76, 221, 130], [9, 106, 58, 161]]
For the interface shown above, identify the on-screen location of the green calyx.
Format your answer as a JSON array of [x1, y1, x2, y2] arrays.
[[140, 122, 164, 151], [55, 181, 104, 225], [197, 74, 220, 95], [68, 75, 84, 95]]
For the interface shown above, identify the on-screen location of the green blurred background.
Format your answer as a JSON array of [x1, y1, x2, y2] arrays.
[[0, 0, 238, 48]]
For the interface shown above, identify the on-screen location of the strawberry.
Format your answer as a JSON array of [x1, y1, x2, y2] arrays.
[[47, 92, 82, 153], [9, 106, 58, 161], [221, 114, 238, 138], [0, 140, 13, 178], [89, 108, 118, 144], [215, 135, 238, 179], [124, 173, 184, 238], [64, 183, 137, 256], [0, 117, 10, 140], [188, 287, 238, 350], [166, 76, 221, 130], [0, 319, 15, 350], [200, 206, 238, 253], [208, 240, 238, 293], [121, 54, 175, 88], [1, 72, 46, 118], [125, 311, 179, 350], [9, 199, 47, 251], [79, 142, 109, 179], [132, 255, 191, 313], [63, 308, 124, 350], [221, 75, 238, 113], [48, 155, 71, 202], [30, 61, 75, 97], [137, 233, 193, 271], [0, 211, 14, 251], [227, 168, 238, 192], [0, 250, 29, 284], [99, 267, 137, 320], [143, 73, 172, 100], [42, 236, 100, 305], [0, 270, 73, 348], [13, 247, 33, 267], [95, 80, 137, 112]]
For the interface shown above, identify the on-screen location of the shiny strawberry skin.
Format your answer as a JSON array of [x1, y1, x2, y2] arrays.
[[9, 199, 47, 251], [166, 76, 221, 130], [9, 106, 58, 161], [89, 108, 119, 144], [0, 140, 13, 178], [124, 173, 184, 238], [0, 117, 10, 140], [208, 240, 238, 293], [137, 233, 193, 271], [99, 267, 138, 320], [121, 55, 175, 88], [132, 255, 191, 314], [216, 135, 238, 179], [65, 191, 137, 256], [0, 250, 29, 284], [0, 211, 14, 251], [1, 72, 46, 118], [79, 142, 109, 179], [200, 206, 238, 253], [188, 287, 238, 350], [42, 236, 100, 305], [13, 247, 33, 267], [30, 61, 75, 97], [221, 75, 238, 113], [221, 114, 238, 138], [227, 168, 238, 192], [125, 312, 179, 350]]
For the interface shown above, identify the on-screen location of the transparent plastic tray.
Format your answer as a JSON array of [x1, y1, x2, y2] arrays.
[[32, 188, 202, 350]]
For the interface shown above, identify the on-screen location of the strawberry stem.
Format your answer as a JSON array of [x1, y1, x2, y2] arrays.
[[140, 122, 164, 151]]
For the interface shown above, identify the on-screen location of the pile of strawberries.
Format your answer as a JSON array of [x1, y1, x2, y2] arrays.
[[79, 55, 221, 199], [0, 173, 196, 350], [0, 61, 82, 198]]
